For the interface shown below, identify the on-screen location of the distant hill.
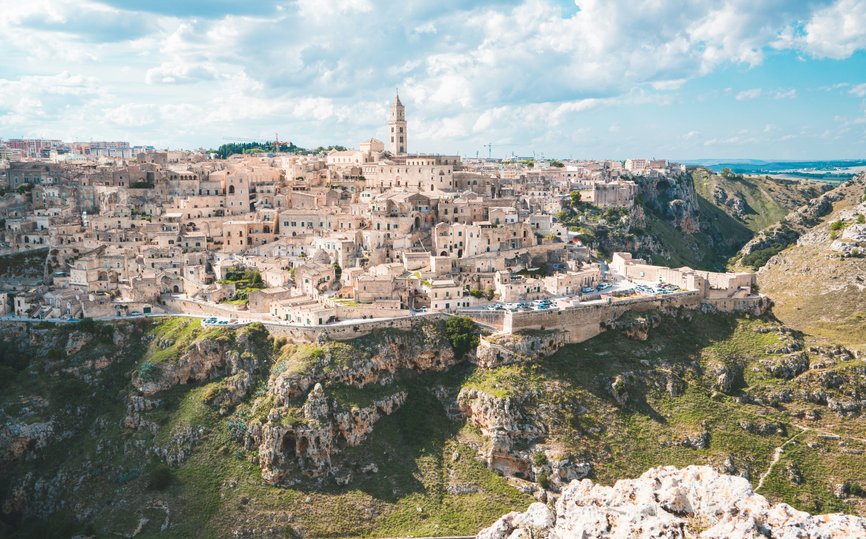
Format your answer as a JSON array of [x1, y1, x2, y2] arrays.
[[693, 169, 828, 234], [683, 160, 866, 182], [609, 169, 823, 272]]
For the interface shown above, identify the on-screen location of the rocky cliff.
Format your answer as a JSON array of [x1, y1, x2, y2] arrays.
[[3, 302, 866, 537], [478, 465, 866, 538], [634, 173, 702, 234], [734, 174, 864, 270]]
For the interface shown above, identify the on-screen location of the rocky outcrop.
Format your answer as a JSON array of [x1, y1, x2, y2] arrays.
[[713, 186, 752, 219], [603, 311, 660, 341], [251, 383, 406, 483], [635, 173, 702, 233], [826, 201, 866, 257], [458, 388, 546, 479], [478, 465, 866, 538], [154, 425, 205, 467], [122, 395, 161, 432], [132, 327, 268, 396], [475, 330, 567, 368], [762, 351, 809, 380], [269, 320, 457, 406], [0, 421, 56, 461]]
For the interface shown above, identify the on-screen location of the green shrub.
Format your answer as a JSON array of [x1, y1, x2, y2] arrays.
[[536, 471, 550, 489], [77, 317, 97, 333], [138, 360, 159, 381], [532, 451, 548, 466], [445, 316, 479, 357], [147, 463, 173, 490], [740, 244, 785, 270]]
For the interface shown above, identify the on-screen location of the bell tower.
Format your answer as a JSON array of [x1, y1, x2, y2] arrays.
[[389, 90, 407, 155]]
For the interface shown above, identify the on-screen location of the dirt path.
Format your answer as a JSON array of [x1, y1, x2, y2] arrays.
[[755, 430, 805, 492]]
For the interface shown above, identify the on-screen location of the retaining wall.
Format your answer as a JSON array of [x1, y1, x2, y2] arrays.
[[264, 313, 449, 343], [494, 292, 767, 344]]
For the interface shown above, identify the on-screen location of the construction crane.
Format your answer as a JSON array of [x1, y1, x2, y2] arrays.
[[481, 142, 521, 160]]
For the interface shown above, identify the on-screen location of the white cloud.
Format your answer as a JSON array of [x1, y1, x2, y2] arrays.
[[1, 0, 866, 156], [800, 0, 866, 59], [736, 88, 762, 100], [850, 83, 866, 97], [145, 61, 221, 85], [652, 79, 687, 91], [104, 104, 159, 127]]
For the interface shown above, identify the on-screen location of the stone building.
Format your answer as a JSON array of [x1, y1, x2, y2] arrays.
[[388, 91, 407, 155]]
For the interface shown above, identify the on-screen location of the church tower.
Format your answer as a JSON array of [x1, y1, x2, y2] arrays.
[[389, 90, 407, 155]]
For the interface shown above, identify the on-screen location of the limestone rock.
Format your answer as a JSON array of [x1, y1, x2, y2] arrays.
[[255, 385, 407, 483], [477, 465, 866, 538], [475, 330, 567, 368]]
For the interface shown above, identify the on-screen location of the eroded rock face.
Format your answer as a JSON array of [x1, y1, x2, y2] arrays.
[[0, 421, 56, 461], [252, 383, 407, 483], [270, 323, 457, 406], [458, 388, 547, 479], [132, 329, 267, 397], [635, 173, 702, 233], [475, 331, 567, 369], [478, 465, 866, 539]]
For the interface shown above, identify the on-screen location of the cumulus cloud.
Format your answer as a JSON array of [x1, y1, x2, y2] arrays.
[[1, 0, 866, 156], [800, 0, 866, 59], [736, 88, 762, 100]]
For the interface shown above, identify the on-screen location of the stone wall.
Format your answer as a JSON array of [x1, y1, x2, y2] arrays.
[[497, 292, 767, 344], [264, 313, 449, 343], [162, 297, 262, 320], [461, 309, 506, 330]]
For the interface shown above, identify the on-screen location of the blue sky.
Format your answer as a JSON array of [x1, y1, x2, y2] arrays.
[[1, 0, 866, 159]]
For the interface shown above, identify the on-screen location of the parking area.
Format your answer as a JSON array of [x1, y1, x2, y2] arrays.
[[202, 316, 253, 327], [469, 277, 687, 314]]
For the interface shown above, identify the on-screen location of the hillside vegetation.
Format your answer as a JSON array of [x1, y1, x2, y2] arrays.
[[693, 169, 827, 233], [3, 303, 866, 537], [563, 169, 823, 272], [0, 319, 529, 538], [755, 175, 866, 348]]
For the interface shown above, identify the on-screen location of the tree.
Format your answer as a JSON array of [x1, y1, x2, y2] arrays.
[[445, 316, 479, 357], [570, 190, 582, 207]]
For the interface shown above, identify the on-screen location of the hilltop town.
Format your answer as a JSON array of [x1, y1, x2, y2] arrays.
[[0, 93, 760, 337]]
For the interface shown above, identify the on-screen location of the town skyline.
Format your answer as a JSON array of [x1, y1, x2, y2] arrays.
[[2, 0, 866, 159]]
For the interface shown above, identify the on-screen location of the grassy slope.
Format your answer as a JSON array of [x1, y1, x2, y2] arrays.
[[640, 199, 752, 271], [648, 169, 824, 271], [692, 169, 822, 233], [6, 307, 866, 536], [463, 313, 866, 515], [756, 178, 866, 350], [1, 320, 531, 539]]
